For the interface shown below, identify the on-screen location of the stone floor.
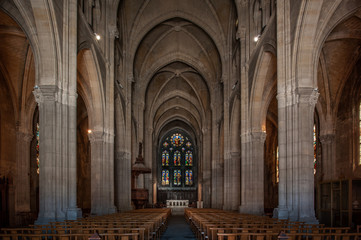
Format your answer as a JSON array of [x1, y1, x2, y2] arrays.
[[161, 215, 197, 240]]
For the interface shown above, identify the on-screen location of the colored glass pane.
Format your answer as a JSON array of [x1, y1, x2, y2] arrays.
[[171, 133, 184, 147], [173, 151, 181, 166], [185, 151, 192, 166], [174, 170, 181, 186], [185, 170, 193, 185], [186, 142, 191, 148], [163, 142, 169, 147], [276, 146, 279, 183], [189, 170, 193, 185], [162, 170, 166, 185], [36, 123, 40, 175], [166, 170, 169, 185], [162, 151, 169, 166], [313, 124, 317, 174]]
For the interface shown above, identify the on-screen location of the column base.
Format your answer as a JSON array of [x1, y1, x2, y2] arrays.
[[66, 207, 82, 220], [273, 206, 289, 219], [239, 205, 264, 215], [299, 215, 319, 224], [108, 206, 117, 214]]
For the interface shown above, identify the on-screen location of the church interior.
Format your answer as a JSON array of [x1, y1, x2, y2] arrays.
[[1, 0, 361, 233]]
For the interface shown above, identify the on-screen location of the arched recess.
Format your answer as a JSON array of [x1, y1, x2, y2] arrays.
[[77, 48, 105, 132], [250, 49, 277, 132], [0, 8, 36, 226], [313, 4, 361, 227], [156, 126, 198, 204], [249, 47, 277, 215], [264, 95, 278, 216], [77, 48, 105, 214], [76, 93, 90, 215]]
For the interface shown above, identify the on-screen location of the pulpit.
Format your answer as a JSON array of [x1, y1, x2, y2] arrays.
[[131, 142, 151, 209]]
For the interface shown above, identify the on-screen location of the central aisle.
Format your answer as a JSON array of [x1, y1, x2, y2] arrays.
[[161, 215, 196, 240]]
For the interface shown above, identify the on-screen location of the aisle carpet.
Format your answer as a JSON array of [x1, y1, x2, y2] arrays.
[[161, 215, 197, 240]]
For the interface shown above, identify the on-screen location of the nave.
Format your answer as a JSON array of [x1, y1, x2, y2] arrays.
[[1, 208, 361, 240]]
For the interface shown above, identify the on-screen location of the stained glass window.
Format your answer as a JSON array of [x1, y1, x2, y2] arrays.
[[171, 133, 184, 147], [36, 123, 40, 175], [174, 170, 181, 186], [313, 124, 317, 174], [162, 151, 169, 166], [185, 170, 193, 185], [173, 151, 181, 166], [185, 151, 193, 166], [276, 146, 279, 183], [161, 170, 169, 185], [159, 131, 195, 188]]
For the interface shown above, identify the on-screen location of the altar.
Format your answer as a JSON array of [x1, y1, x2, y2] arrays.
[[166, 200, 189, 215]]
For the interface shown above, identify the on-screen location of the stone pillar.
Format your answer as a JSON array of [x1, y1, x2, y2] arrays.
[[89, 130, 104, 215], [319, 134, 335, 181], [104, 133, 117, 214], [239, 133, 251, 213], [250, 131, 266, 215], [229, 152, 241, 210], [89, 131, 117, 215], [66, 93, 82, 219], [202, 126, 212, 208], [33, 85, 81, 224], [240, 132, 266, 214], [275, 93, 289, 219], [33, 86, 58, 224], [15, 131, 33, 214], [115, 150, 132, 211], [275, 0, 291, 220], [297, 87, 318, 223]]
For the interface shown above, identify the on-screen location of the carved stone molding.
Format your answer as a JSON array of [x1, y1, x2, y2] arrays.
[[33, 85, 59, 104], [109, 25, 119, 38], [297, 87, 319, 107], [88, 130, 104, 143], [251, 131, 266, 143], [276, 92, 286, 108]]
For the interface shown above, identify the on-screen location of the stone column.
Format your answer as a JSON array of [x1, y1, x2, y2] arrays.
[[275, 0, 291, 220], [319, 134, 335, 181], [297, 87, 319, 223], [104, 133, 117, 214], [15, 131, 33, 214], [89, 130, 104, 215], [250, 131, 266, 214], [64, 0, 82, 220], [275, 93, 289, 219], [240, 131, 266, 214], [202, 126, 212, 208], [239, 133, 251, 212], [89, 131, 117, 215], [66, 92, 82, 219], [33, 86, 58, 224]]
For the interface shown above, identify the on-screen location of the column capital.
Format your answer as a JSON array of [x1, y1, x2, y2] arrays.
[[297, 87, 319, 107], [88, 131, 104, 143], [251, 131, 266, 143], [109, 25, 119, 39], [33, 85, 59, 104]]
